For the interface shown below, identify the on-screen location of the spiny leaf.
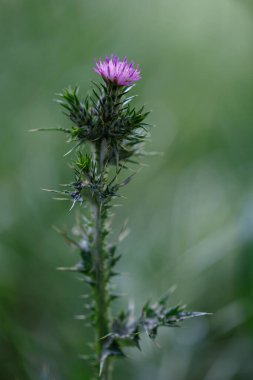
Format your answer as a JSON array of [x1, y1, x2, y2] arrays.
[[140, 294, 209, 339], [29, 127, 70, 133], [99, 339, 124, 377]]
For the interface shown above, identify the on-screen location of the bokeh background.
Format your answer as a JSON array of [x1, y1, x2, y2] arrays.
[[1, 0, 253, 379]]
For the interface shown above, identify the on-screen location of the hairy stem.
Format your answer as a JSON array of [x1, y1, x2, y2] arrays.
[[94, 139, 111, 380]]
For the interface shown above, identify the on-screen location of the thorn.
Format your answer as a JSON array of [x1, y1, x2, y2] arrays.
[[74, 315, 86, 320], [79, 354, 91, 361], [56, 266, 80, 272], [80, 294, 90, 299]]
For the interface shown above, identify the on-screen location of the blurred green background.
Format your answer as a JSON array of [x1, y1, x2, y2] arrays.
[[1, 0, 253, 379]]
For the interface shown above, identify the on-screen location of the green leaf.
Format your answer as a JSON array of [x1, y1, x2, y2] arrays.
[[140, 294, 210, 339]]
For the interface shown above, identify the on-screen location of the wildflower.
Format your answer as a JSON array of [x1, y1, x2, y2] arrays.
[[94, 54, 141, 86]]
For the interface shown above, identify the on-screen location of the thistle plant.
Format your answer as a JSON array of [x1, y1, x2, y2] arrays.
[[35, 55, 208, 380]]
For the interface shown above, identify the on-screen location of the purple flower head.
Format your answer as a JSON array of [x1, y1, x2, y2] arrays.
[[94, 54, 141, 86]]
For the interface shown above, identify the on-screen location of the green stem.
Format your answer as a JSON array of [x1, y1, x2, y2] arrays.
[[94, 139, 111, 380]]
